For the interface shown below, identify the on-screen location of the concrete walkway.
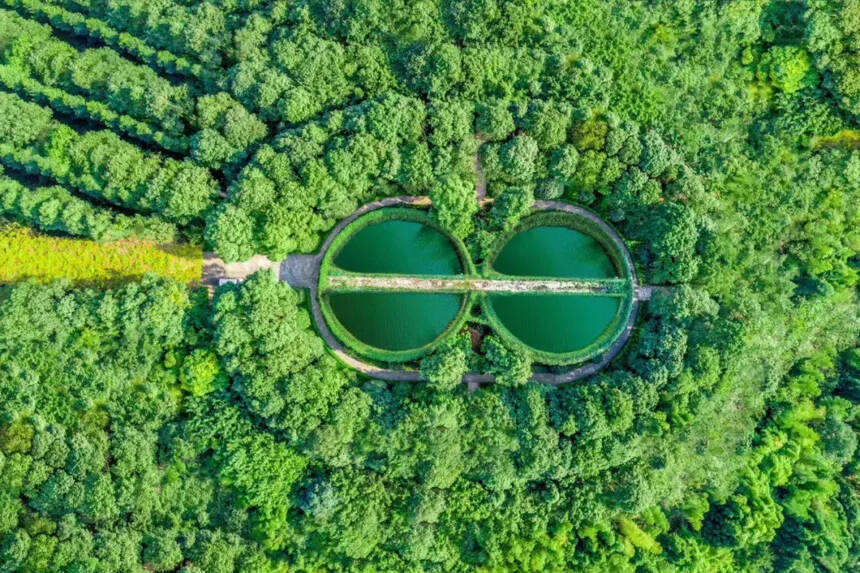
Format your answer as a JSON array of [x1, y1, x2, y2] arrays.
[[326, 275, 628, 294], [635, 285, 659, 301], [279, 254, 316, 288]]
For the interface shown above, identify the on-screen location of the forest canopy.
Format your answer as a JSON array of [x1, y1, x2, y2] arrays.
[[0, 1, 858, 572]]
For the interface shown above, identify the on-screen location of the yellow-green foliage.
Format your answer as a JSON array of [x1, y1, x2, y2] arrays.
[[814, 129, 860, 150], [0, 224, 201, 285], [617, 517, 662, 555]]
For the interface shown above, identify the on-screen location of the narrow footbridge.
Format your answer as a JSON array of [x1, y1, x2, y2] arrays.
[[324, 274, 630, 295]]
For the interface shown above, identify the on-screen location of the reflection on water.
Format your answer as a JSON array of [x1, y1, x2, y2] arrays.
[[328, 292, 463, 351], [488, 294, 621, 354], [493, 226, 617, 278]]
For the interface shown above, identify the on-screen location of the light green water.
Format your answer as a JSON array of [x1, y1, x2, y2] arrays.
[[328, 292, 463, 352], [488, 294, 622, 354], [326, 214, 628, 360], [493, 226, 617, 278], [334, 220, 462, 275]]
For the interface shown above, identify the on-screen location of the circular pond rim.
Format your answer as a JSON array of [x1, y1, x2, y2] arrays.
[[318, 207, 475, 363], [482, 209, 636, 365]]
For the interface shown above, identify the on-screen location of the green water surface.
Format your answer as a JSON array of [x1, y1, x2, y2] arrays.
[[488, 294, 622, 354], [328, 292, 463, 352], [334, 220, 462, 275], [493, 226, 617, 278]]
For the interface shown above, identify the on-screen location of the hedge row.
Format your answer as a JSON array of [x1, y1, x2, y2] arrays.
[[0, 9, 194, 135], [0, 91, 217, 224], [0, 64, 190, 153], [0, 167, 176, 242], [57, 0, 231, 68], [1, 0, 221, 87], [0, 11, 268, 169]]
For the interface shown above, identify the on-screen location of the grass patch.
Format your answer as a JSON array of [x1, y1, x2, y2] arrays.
[[0, 223, 201, 286]]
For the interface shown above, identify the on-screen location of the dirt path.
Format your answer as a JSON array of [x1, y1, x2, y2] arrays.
[[202, 253, 279, 287], [474, 149, 487, 204], [326, 275, 628, 294]]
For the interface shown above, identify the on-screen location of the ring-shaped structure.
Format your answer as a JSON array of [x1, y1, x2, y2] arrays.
[[481, 210, 635, 365], [318, 207, 475, 363]]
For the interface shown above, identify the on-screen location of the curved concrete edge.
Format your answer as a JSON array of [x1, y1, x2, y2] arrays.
[[531, 200, 639, 286], [281, 195, 653, 386], [285, 197, 431, 381]]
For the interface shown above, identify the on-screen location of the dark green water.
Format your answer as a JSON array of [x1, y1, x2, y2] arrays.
[[488, 294, 621, 354], [493, 226, 617, 278], [334, 220, 462, 275], [328, 292, 463, 352]]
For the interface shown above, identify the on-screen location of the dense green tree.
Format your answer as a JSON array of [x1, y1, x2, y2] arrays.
[[428, 99, 474, 147], [420, 341, 469, 391], [429, 174, 478, 239], [0, 167, 176, 242], [488, 186, 534, 232], [806, 0, 860, 118], [475, 100, 515, 141], [0, 2, 857, 571], [483, 336, 532, 387], [634, 202, 701, 284], [213, 272, 352, 440], [756, 46, 818, 95]]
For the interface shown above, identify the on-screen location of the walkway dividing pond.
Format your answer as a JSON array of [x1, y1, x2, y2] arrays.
[[325, 275, 629, 295]]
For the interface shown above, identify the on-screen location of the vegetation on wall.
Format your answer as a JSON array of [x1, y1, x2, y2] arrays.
[[317, 207, 474, 363]]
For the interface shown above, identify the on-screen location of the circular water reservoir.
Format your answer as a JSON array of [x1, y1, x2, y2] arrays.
[[492, 225, 618, 278], [334, 220, 462, 275], [326, 292, 465, 352], [486, 215, 632, 362]]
